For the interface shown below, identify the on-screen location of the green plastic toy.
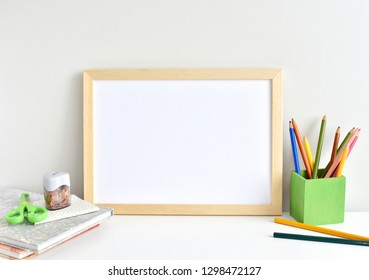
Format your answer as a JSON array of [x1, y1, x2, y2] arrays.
[[5, 193, 48, 224]]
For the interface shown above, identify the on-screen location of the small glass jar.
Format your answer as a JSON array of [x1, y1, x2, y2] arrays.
[[43, 171, 71, 210]]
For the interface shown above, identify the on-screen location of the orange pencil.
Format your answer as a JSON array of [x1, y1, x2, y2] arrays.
[[292, 118, 312, 179]]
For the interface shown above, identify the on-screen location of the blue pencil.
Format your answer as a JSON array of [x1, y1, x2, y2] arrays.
[[289, 121, 300, 174]]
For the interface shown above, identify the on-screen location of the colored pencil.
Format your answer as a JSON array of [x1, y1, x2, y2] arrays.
[[336, 127, 355, 155], [336, 146, 349, 177], [291, 118, 312, 179], [322, 127, 354, 177], [273, 232, 369, 247], [274, 217, 369, 241], [312, 115, 326, 178], [329, 126, 340, 167], [303, 136, 314, 171], [332, 128, 360, 176], [324, 128, 357, 178], [348, 128, 360, 157], [289, 122, 301, 174]]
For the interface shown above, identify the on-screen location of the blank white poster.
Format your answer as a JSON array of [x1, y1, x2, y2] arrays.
[[93, 80, 271, 204]]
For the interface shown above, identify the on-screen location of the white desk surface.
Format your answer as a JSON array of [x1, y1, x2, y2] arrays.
[[32, 212, 369, 260]]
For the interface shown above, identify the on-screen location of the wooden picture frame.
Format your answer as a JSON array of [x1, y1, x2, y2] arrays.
[[83, 69, 282, 215]]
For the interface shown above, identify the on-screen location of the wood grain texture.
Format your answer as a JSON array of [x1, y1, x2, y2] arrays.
[[83, 69, 283, 215]]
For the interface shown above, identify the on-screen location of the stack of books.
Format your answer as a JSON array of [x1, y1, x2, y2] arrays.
[[0, 186, 113, 259]]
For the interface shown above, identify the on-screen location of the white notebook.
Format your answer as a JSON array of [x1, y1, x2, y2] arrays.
[[0, 186, 113, 254], [33, 195, 100, 224]]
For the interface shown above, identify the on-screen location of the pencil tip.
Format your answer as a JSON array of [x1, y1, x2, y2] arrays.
[[323, 115, 327, 120]]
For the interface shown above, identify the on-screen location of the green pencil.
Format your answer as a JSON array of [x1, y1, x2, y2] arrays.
[[312, 115, 326, 178], [274, 232, 369, 247]]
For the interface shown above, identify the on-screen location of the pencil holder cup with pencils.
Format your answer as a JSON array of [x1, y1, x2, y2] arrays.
[[290, 169, 346, 226]]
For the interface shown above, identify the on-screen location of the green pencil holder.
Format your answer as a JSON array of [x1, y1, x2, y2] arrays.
[[290, 170, 346, 225]]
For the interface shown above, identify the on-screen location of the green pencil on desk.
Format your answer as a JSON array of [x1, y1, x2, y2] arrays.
[[274, 232, 369, 248]]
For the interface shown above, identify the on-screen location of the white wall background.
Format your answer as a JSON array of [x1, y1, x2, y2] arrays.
[[1, 0, 368, 211]]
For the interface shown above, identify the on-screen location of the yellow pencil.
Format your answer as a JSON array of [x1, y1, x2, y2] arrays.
[[303, 136, 314, 172], [274, 218, 369, 241], [336, 146, 349, 177]]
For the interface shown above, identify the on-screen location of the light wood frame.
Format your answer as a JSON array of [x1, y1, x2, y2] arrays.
[[83, 69, 283, 215]]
